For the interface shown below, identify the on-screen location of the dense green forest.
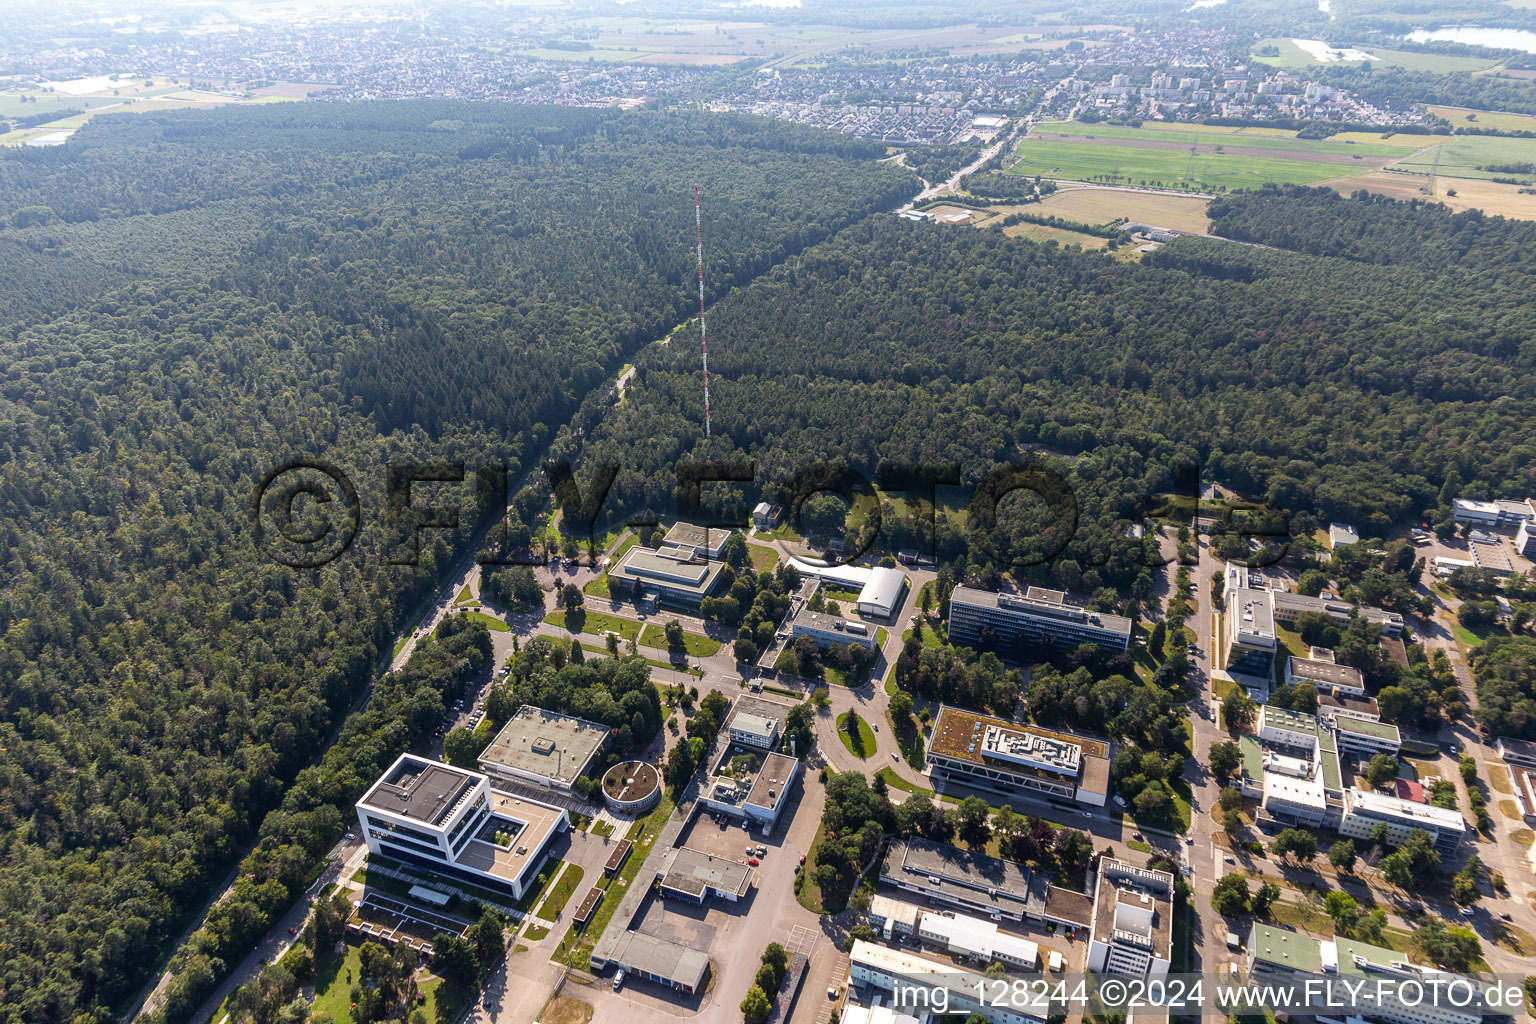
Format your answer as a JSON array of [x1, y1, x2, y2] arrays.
[[558, 188, 1536, 609], [0, 102, 915, 1024]]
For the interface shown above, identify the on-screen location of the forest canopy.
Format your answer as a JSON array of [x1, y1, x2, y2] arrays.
[[0, 101, 914, 1024]]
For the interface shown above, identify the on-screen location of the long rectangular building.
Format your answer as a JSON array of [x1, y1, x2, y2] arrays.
[[925, 705, 1111, 806], [848, 940, 1043, 1024], [948, 585, 1131, 652], [879, 837, 1092, 930], [1248, 924, 1491, 1024], [355, 754, 568, 900], [1271, 589, 1404, 638], [1339, 787, 1466, 855]]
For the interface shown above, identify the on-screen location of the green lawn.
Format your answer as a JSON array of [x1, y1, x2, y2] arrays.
[[310, 942, 462, 1024], [638, 623, 720, 657], [465, 610, 510, 632], [582, 576, 610, 598], [758, 521, 803, 543], [544, 608, 641, 641], [536, 864, 585, 920], [455, 583, 474, 605], [311, 941, 366, 1024], [746, 542, 780, 572], [877, 766, 932, 797], [836, 711, 876, 759], [610, 534, 640, 561], [511, 856, 562, 916], [1033, 120, 1405, 158]]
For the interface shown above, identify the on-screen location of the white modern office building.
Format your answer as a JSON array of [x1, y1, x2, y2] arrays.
[[1248, 924, 1491, 1024], [355, 754, 569, 900], [1223, 584, 1278, 679], [784, 559, 908, 620], [1452, 497, 1535, 528], [948, 585, 1131, 651], [1339, 787, 1466, 855], [1086, 859, 1174, 979], [789, 605, 878, 651], [915, 910, 1040, 971]]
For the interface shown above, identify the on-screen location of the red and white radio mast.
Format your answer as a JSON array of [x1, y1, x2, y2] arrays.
[[694, 185, 712, 438]]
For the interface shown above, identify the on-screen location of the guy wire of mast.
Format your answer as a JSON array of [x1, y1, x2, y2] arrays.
[[695, 184, 712, 438]]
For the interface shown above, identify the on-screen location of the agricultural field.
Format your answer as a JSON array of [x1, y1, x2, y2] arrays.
[[1250, 36, 1503, 71], [1389, 132, 1536, 179], [1009, 122, 1411, 192], [1430, 105, 1536, 132], [1035, 187, 1213, 232], [1, 76, 322, 146], [509, 20, 1113, 67], [1002, 222, 1110, 248], [1326, 169, 1536, 219]]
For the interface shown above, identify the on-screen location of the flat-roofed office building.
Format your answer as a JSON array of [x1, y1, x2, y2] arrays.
[[926, 705, 1111, 806], [655, 847, 753, 903], [660, 522, 731, 560], [477, 705, 610, 793], [790, 605, 878, 651], [1086, 859, 1174, 979], [1248, 924, 1492, 1024], [607, 541, 728, 607], [355, 754, 568, 900], [879, 837, 1093, 931], [1271, 589, 1404, 638], [1223, 586, 1277, 678], [949, 585, 1131, 652], [1285, 646, 1366, 697], [1339, 787, 1466, 855]]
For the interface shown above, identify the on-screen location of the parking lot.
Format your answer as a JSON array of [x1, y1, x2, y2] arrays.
[[681, 809, 781, 865]]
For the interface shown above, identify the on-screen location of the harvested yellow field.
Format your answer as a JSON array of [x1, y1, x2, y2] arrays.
[[1035, 187, 1211, 233], [1323, 170, 1536, 220]]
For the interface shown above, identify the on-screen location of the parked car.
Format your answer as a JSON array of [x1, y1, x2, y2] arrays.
[[613, 970, 625, 992], [1461, 907, 1475, 917], [747, 857, 759, 866], [891, 752, 900, 761], [757, 845, 767, 856], [799, 854, 806, 866]]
